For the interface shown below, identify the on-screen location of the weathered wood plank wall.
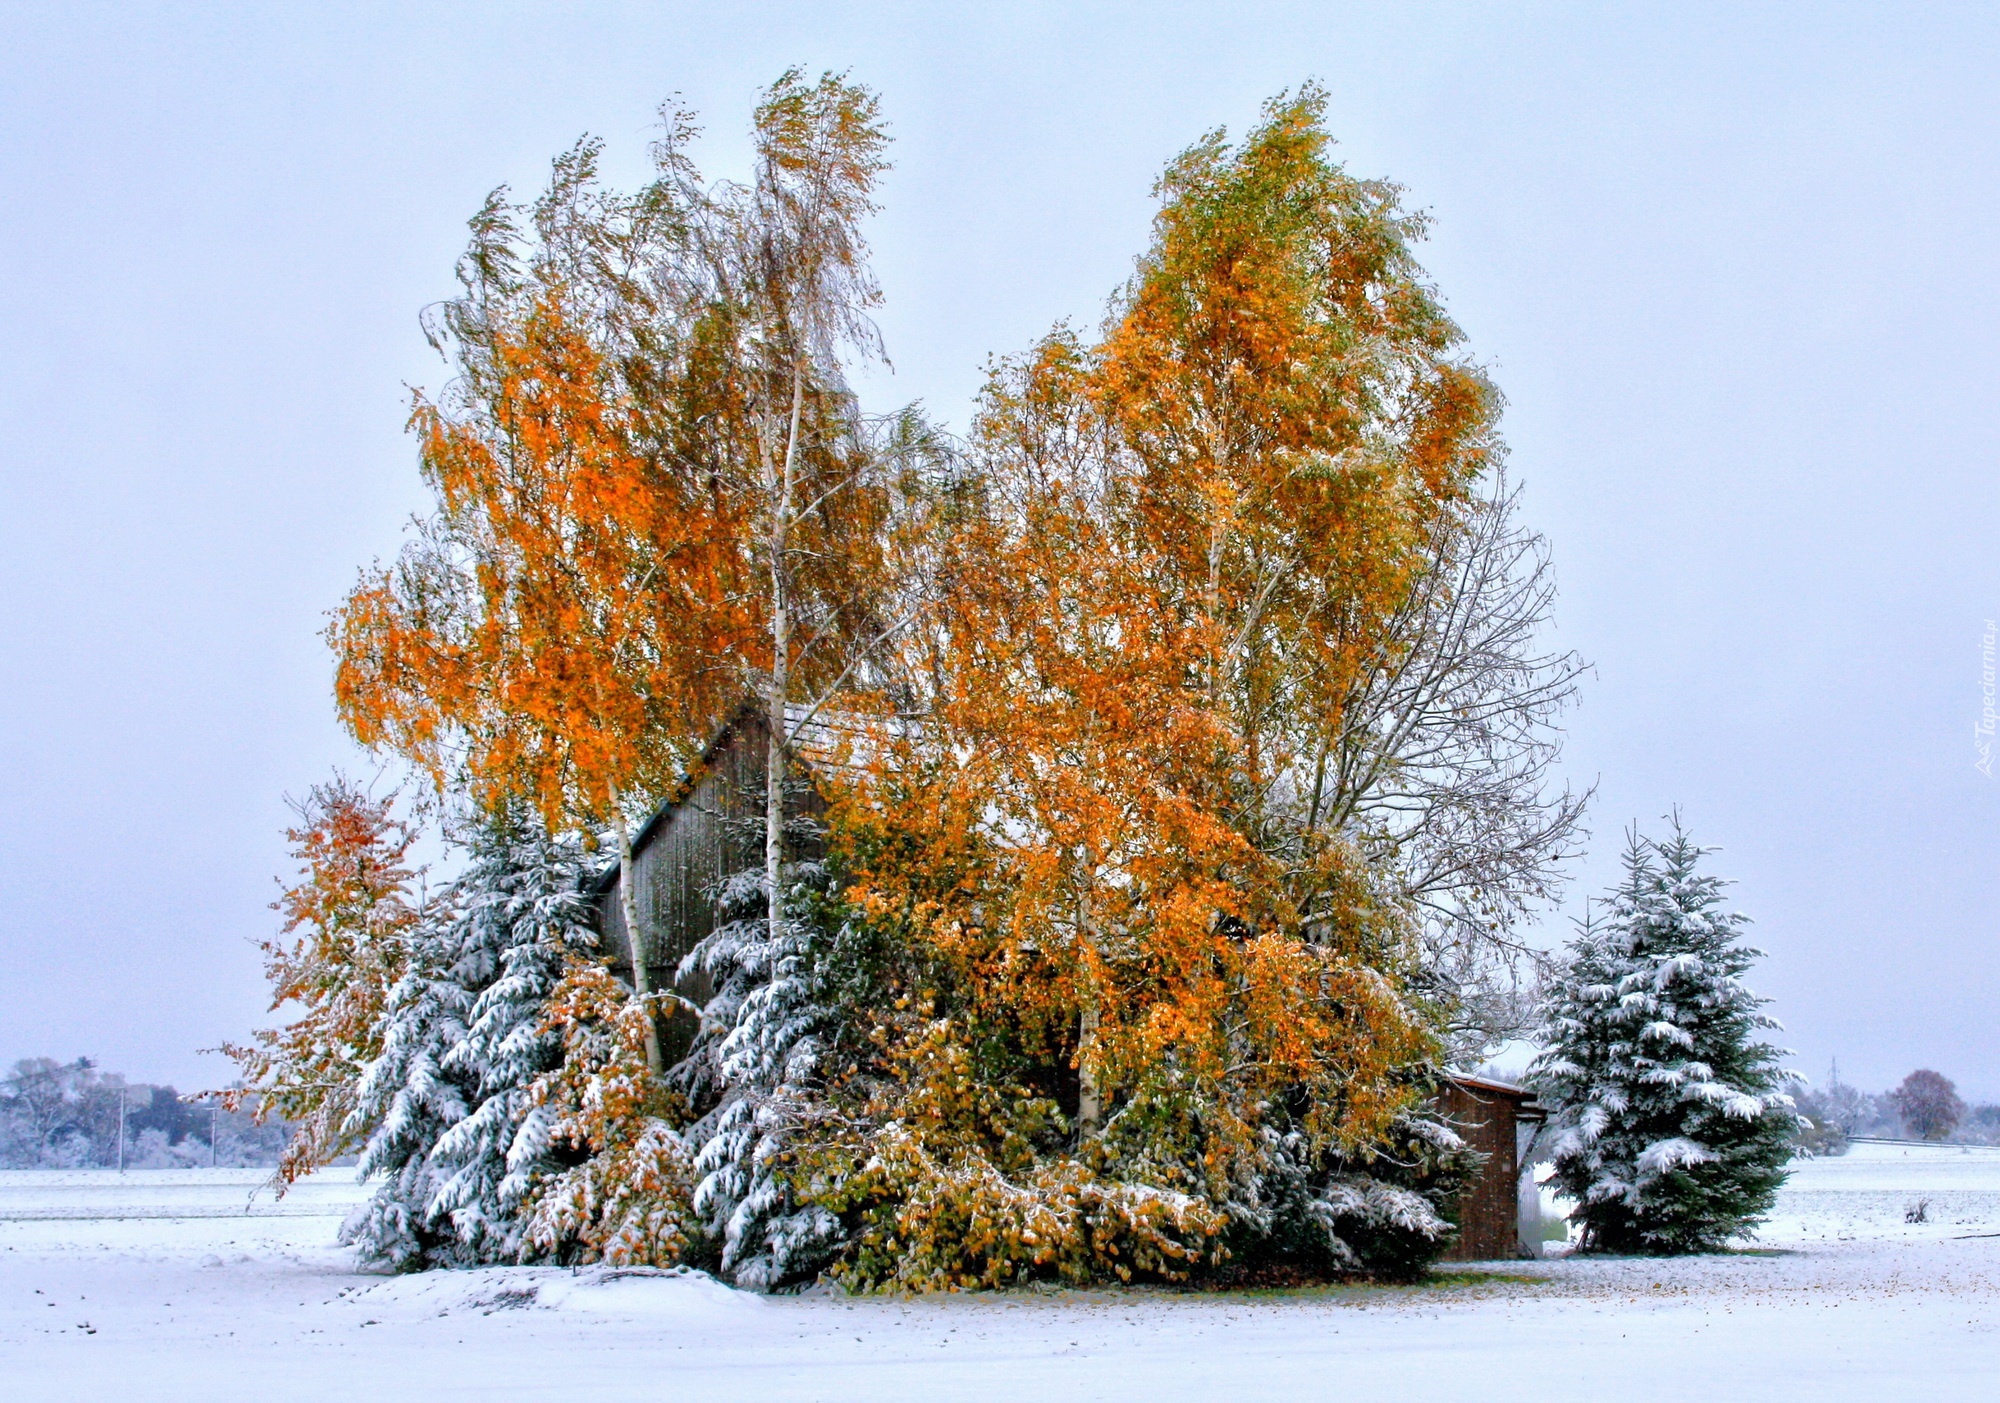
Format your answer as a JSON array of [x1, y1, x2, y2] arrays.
[[1434, 1077, 1539, 1261], [593, 710, 772, 1064]]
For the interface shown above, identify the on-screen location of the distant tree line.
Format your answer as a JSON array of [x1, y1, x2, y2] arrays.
[[1793, 1065, 1997, 1152], [0, 1057, 291, 1169]]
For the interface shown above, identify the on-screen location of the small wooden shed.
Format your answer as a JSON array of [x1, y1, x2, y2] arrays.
[[1433, 1074, 1546, 1261]]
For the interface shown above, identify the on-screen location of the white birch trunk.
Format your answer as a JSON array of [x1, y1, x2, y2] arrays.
[[765, 364, 806, 957], [1077, 882, 1103, 1138], [1077, 1005, 1103, 1139]]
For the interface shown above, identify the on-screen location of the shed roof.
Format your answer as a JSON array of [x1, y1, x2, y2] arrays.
[[1444, 1073, 1545, 1121], [1446, 1073, 1533, 1098]]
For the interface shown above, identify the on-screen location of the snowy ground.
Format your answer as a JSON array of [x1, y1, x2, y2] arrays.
[[6, 1141, 1999, 1401]]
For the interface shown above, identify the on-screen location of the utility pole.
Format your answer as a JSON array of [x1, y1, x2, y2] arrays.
[[116, 1088, 126, 1173], [210, 1105, 218, 1168]]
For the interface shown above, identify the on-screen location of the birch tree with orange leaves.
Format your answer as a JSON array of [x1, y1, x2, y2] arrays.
[[688, 69, 902, 966], [330, 132, 745, 1068], [811, 87, 1515, 1284], [331, 74, 910, 1070]]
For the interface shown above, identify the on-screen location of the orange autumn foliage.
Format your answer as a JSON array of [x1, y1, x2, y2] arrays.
[[826, 86, 1495, 1212], [331, 93, 901, 840], [222, 780, 419, 1185], [331, 275, 753, 828], [520, 961, 696, 1266], [329, 86, 904, 1089]]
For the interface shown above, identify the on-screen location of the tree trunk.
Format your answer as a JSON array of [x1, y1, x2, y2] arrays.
[[611, 784, 663, 1079], [765, 677, 786, 956], [1076, 882, 1103, 1139], [765, 364, 806, 957], [1077, 1004, 1103, 1139]]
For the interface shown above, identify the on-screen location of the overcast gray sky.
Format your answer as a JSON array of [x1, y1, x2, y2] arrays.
[[2, 2, 1995, 1098]]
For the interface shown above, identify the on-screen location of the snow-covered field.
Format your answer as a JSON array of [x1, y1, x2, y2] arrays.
[[5, 1141, 1998, 1401]]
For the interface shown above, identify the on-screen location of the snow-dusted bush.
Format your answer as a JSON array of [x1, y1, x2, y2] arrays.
[[658, 837, 1473, 1289], [519, 961, 696, 1268], [825, 1122, 1229, 1291], [1218, 1110, 1477, 1283], [1532, 818, 1798, 1253]]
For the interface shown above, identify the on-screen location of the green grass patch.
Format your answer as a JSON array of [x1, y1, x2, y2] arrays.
[[1208, 1269, 1552, 1301]]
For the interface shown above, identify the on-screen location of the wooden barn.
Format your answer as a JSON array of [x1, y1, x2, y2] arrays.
[[590, 704, 827, 1067], [596, 708, 1549, 1262]]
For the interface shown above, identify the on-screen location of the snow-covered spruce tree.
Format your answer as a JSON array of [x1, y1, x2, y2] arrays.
[[670, 801, 893, 1290], [1531, 819, 1799, 1253], [343, 805, 599, 1269], [339, 895, 471, 1269]]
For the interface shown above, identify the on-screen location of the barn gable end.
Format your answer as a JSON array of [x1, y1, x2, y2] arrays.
[[593, 706, 790, 1064]]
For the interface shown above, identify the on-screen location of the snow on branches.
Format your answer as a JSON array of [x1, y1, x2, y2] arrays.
[[279, 74, 1593, 1290], [342, 807, 599, 1270], [520, 960, 695, 1268], [1532, 817, 1800, 1254]]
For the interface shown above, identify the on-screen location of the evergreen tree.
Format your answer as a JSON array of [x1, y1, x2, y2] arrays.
[[343, 807, 599, 1269], [1532, 818, 1799, 1253], [1220, 1107, 1475, 1283], [671, 804, 885, 1290]]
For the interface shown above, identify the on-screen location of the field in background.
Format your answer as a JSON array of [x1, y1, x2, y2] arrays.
[[0, 1167, 367, 1222], [1775, 1139, 2000, 1239], [4, 1146, 1997, 1401]]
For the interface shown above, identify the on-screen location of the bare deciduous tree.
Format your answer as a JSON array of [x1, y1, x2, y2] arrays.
[[1314, 471, 1590, 1056], [1892, 1068, 1965, 1141]]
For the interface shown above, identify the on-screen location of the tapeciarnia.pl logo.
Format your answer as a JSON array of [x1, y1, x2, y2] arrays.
[[1978, 619, 1996, 777]]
